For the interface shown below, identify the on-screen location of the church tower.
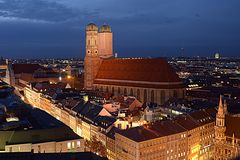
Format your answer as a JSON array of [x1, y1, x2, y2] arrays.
[[215, 95, 226, 143], [98, 25, 113, 58], [84, 23, 113, 90], [214, 95, 227, 159], [84, 23, 101, 90]]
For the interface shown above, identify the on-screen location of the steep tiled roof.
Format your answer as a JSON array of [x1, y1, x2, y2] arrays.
[[12, 64, 42, 74], [225, 115, 240, 139], [94, 58, 183, 89], [188, 110, 214, 125], [117, 120, 186, 142], [174, 115, 199, 130], [12, 64, 54, 74]]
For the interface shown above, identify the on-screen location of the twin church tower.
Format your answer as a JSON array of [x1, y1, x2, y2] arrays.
[[83, 23, 185, 104], [84, 23, 113, 90]]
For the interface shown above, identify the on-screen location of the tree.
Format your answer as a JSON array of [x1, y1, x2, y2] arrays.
[[85, 136, 107, 157]]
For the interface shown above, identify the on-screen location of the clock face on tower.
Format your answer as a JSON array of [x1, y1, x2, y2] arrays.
[[87, 50, 91, 55]]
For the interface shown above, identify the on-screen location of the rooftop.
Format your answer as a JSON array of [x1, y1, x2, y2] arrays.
[[117, 108, 216, 142], [94, 58, 183, 89]]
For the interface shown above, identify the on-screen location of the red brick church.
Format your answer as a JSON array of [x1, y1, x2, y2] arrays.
[[84, 23, 185, 104]]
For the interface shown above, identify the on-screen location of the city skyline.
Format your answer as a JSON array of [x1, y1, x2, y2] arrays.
[[0, 3, 240, 157], [0, 0, 240, 58]]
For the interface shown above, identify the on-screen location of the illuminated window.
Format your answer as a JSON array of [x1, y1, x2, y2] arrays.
[[67, 142, 71, 149], [77, 141, 81, 148], [72, 142, 75, 148]]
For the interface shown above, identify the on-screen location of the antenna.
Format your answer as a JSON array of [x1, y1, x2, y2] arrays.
[[180, 47, 184, 57]]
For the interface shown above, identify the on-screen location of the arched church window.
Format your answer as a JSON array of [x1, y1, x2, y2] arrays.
[[151, 90, 154, 102], [144, 89, 147, 102], [118, 87, 121, 94], [106, 86, 109, 93], [112, 87, 115, 94], [161, 90, 165, 104], [137, 89, 140, 100], [124, 88, 127, 95], [130, 88, 133, 96]]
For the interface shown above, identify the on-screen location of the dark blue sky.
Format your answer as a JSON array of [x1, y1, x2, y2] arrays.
[[0, 0, 240, 58]]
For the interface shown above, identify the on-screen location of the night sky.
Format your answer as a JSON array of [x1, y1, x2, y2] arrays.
[[0, 0, 240, 59]]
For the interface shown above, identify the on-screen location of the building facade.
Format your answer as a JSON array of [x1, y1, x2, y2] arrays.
[[214, 96, 240, 160], [83, 23, 185, 104], [4, 139, 84, 153], [115, 109, 216, 160]]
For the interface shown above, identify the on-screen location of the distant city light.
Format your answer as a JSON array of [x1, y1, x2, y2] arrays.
[[6, 117, 19, 122], [215, 53, 220, 59]]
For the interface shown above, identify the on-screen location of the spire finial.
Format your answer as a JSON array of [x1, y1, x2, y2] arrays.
[[219, 95, 223, 107], [217, 95, 224, 115]]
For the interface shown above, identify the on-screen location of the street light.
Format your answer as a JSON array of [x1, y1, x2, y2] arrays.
[[67, 75, 75, 88]]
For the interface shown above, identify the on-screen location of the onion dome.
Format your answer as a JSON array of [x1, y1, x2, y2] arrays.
[[86, 23, 98, 31], [99, 24, 111, 33]]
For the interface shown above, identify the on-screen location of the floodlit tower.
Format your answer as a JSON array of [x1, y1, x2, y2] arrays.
[[215, 95, 226, 143], [84, 23, 101, 90], [98, 24, 113, 58]]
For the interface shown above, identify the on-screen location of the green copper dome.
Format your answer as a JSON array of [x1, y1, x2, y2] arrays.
[[99, 24, 111, 33], [86, 23, 98, 31]]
